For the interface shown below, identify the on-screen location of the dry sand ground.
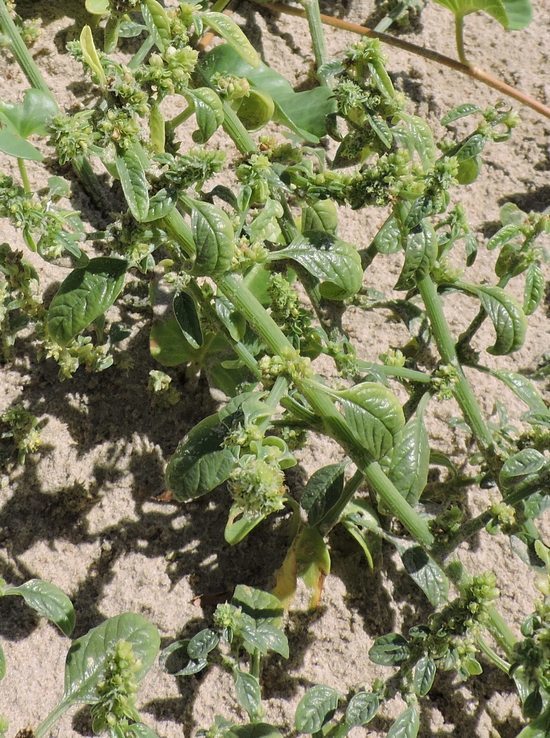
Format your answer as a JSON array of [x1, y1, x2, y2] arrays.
[[0, 0, 549, 736]]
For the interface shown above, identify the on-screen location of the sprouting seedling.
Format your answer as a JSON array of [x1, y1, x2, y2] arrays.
[[161, 585, 288, 732]]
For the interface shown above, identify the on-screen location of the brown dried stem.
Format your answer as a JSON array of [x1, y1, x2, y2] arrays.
[[249, 0, 550, 120]]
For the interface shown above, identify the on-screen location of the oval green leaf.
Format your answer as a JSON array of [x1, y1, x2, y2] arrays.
[[4, 579, 75, 636], [338, 382, 405, 460], [271, 232, 363, 300], [166, 413, 237, 501], [47, 257, 127, 347], [295, 685, 339, 734], [116, 144, 150, 222], [191, 200, 235, 276], [63, 613, 160, 704]]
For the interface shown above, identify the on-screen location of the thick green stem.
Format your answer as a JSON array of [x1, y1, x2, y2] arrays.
[[35, 698, 71, 738], [299, 0, 328, 82], [17, 158, 30, 193], [167, 105, 193, 131], [0, 0, 51, 94], [417, 275, 493, 450], [128, 34, 155, 69], [476, 635, 511, 673], [250, 649, 261, 679], [218, 276, 434, 546], [357, 361, 432, 384], [455, 15, 468, 65]]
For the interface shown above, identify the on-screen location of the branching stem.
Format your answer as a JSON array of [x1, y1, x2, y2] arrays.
[[249, 0, 550, 119]]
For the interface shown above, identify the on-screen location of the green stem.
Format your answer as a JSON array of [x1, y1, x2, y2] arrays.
[[487, 607, 517, 656], [218, 276, 434, 546], [455, 15, 468, 65], [357, 361, 432, 384], [417, 275, 493, 450], [17, 158, 30, 193], [251, 649, 261, 679], [35, 698, 71, 738], [167, 105, 193, 131], [319, 468, 364, 534], [299, 0, 328, 82], [0, 0, 51, 94], [476, 635, 511, 674], [128, 35, 155, 70], [221, 101, 256, 154]]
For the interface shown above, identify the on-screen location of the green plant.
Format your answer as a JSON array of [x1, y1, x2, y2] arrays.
[[0, 1, 548, 736]]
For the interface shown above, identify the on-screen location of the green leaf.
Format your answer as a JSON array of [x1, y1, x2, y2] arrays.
[[0, 643, 6, 680], [456, 133, 486, 162], [166, 413, 237, 501], [185, 88, 224, 143], [387, 705, 420, 738], [228, 725, 283, 738], [232, 585, 289, 657], [301, 463, 346, 526], [369, 633, 410, 665], [401, 546, 449, 607], [125, 725, 161, 738], [434, 0, 532, 29], [486, 223, 521, 250], [159, 640, 208, 677], [201, 45, 334, 142], [493, 370, 548, 414], [63, 613, 159, 705], [141, 0, 171, 51], [338, 382, 405, 460], [234, 669, 262, 720], [0, 89, 57, 139], [295, 685, 339, 734], [301, 200, 338, 235], [191, 200, 235, 276], [413, 656, 436, 696], [143, 189, 176, 222], [86, 0, 110, 13], [271, 232, 362, 300], [523, 263, 544, 315], [474, 285, 527, 354], [237, 89, 275, 131], [389, 395, 430, 505], [373, 214, 403, 255], [4, 580, 75, 636], [187, 629, 219, 660], [0, 129, 43, 160], [393, 113, 436, 170], [201, 12, 260, 67], [173, 292, 203, 350], [395, 221, 438, 291], [150, 316, 199, 366], [116, 144, 150, 222], [345, 692, 379, 726], [80, 25, 107, 86], [47, 257, 127, 347], [499, 448, 547, 496], [515, 706, 550, 738], [441, 103, 482, 125]]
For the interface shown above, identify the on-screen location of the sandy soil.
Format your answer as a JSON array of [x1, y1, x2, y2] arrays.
[[0, 1, 548, 736]]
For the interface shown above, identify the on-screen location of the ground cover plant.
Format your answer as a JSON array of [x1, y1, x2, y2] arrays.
[[0, 0, 548, 736]]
